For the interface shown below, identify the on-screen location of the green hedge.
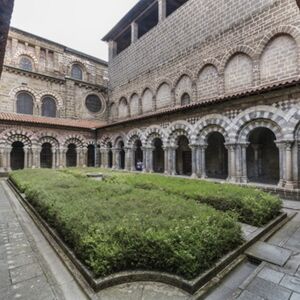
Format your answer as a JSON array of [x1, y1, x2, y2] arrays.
[[68, 169, 282, 227], [10, 169, 243, 280]]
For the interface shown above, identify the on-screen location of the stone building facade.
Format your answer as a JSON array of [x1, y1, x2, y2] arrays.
[[98, 0, 300, 189], [0, 27, 108, 171], [1, 0, 300, 191]]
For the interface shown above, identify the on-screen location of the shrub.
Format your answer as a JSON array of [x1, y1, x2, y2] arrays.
[[10, 169, 243, 280]]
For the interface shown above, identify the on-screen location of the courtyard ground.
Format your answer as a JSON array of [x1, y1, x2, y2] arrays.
[[2, 171, 300, 299]]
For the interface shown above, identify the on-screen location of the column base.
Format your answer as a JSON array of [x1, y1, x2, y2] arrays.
[[191, 173, 198, 179], [284, 181, 296, 190]]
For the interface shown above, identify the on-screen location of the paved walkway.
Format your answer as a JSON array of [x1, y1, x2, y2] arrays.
[[2, 178, 300, 300], [0, 180, 88, 300]]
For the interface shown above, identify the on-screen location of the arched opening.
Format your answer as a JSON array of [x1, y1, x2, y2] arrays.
[[40, 143, 52, 168], [11, 142, 25, 170], [205, 132, 228, 179], [118, 141, 125, 170], [16, 92, 34, 115], [133, 140, 143, 171], [87, 145, 95, 167], [42, 97, 57, 118], [181, 93, 191, 106], [153, 138, 164, 173], [66, 144, 77, 167], [246, 127, 279, 184], [71, 64, 83, 80], [176, 135, 192, 176], [108, 142, 113, 168]]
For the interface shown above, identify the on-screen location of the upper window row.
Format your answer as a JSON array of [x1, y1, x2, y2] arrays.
[[18, 56, 84, 82], [16, 92, 103, 116], [16, 93, 57, 117], [115, 0, 189, 55]]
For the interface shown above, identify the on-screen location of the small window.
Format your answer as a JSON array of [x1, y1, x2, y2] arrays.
[[19, 56, 33, 71], [181, 93, 191, 106], [86, 95, 102, 113], [42, 97, 57, 118], [71, 64, 83, 80], [17, 92, 34, 115]]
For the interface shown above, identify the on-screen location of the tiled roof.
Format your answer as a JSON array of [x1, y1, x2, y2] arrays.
[[0, 112, 105, 129], [100, 77, 300, 129]]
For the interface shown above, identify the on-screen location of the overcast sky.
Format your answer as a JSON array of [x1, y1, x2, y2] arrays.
[[11, 0, 138, 61]]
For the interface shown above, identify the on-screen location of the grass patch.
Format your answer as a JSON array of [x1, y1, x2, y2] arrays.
[[10, 169, 244, 280]]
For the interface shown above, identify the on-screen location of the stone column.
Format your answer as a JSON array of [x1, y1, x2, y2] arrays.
[[96, 147, 101, 167], [225, 144, 237, 182], [24, 147, 29, 169], [130, 148, 136, 171], [167, 146, 177, 176], [236, 143, 249, 183], [148, 147, 154, 173], [131, 22, 138, 43], [158, 0, 167, 22], [112, 148, 118, 169], [5, 147, 12, 172], [190, 144, 198, 178], [198, 144, 207, 179], [59, 147, 66, 168], [125, 147, 132, 171], [0, 147, 4, 173], [163, 146, 169, 174], [101, 149, 108, 168], [285, 142, 294, 189], [82, 148, 88, 168], [142, 147, 148, 172], [52, 148, 56, 169], [276, 142, 285, 188], [31, 146, 39, 169]]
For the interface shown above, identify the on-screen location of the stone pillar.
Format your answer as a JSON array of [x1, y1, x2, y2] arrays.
[[147, 147, 154, 173], [276, 142, 285, 188], [198, 145, 207, 179], [226, 144, 237, 182], [236, 143, 249, 183], [166, 146, 177, 175], [96, 147, 101, 167], [131, 22, 138, 43], [0, 148, 4, 173], [101, 149, 108, 168], [190, 144, 198, 178], [31, 146, 39, 169], [158, 0, 167, 22], [82, 148, 88, 168], [52, 148, 56, 169], [108, 41, 117, 61], [24, 147, 29, 169], [59, 147, 66, 168], [285, 142, 294, 189], [5, 147, 12, 172], [112, 148, 118, 169], [163, 146, 169, 174], [125, 148, 132, 171], [130, 148, 136, 171], [142, 147, 148, 172]]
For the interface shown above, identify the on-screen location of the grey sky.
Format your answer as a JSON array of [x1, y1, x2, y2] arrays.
[[11, 0, 138, 61]]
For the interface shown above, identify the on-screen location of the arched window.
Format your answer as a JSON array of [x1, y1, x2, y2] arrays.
[[71, 64, 83, 80], [19, 56, 33, 71], [42, 97, 57, 118], [86, 95, 102, 113], [181, 93, 191, 106], [16, 92, 34, 115]]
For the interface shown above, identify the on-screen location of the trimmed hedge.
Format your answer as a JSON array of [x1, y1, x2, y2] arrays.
[[10, 169, 243, 280], [67, 168, 282, 227]]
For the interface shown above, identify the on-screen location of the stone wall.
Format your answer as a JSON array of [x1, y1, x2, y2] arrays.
[[0, 28, 108, 121], [107, 0, 300, 122]]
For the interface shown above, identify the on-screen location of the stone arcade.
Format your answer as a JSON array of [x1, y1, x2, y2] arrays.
[[1, 0, 300, 190]]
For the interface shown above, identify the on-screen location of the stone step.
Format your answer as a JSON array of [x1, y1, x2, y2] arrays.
[[245, 241, 292, 267]]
